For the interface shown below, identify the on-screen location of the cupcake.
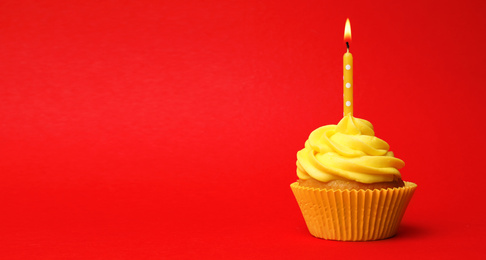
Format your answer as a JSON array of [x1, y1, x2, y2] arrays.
[[290, 114, 417, 241]]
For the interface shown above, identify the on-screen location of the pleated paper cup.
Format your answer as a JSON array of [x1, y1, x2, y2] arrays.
[[290, 181, 417, 241]]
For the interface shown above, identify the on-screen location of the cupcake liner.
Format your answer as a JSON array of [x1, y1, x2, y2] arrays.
[[290, 181, 417, 241]]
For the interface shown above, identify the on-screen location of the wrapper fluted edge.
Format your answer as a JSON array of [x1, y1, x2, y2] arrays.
[[290, 181, 417, 241]]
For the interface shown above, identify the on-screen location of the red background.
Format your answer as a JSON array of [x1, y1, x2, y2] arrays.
[[1, 0, 485, 258]]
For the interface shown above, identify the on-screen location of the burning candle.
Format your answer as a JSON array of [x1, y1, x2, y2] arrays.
[[343, 18, 353, 116]]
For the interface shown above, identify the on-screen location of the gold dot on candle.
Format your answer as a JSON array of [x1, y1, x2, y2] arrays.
[[345, 65, 351, 70], [346, 83, 351, 88], [346, 101, 351, 106]]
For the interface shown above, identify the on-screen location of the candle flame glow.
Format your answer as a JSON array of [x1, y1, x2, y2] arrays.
[[344, 18, 351, 42]]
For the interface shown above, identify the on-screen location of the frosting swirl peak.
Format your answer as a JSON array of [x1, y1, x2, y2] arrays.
[[296, 115, 404, 183]]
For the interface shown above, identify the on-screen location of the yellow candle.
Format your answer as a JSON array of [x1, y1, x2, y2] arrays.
[[343, 19, 353, 116]]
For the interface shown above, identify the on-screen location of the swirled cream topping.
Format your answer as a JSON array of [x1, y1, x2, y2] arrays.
[[296, 115, 404, 183]]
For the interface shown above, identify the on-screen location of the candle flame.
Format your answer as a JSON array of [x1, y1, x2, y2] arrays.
[[344, 18, 351, 43]]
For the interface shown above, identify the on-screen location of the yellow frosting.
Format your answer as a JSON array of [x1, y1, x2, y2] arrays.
[[296, 115, 404, 183]]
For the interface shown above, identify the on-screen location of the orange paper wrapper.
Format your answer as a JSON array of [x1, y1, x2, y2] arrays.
[[290, 181, 417, 241]]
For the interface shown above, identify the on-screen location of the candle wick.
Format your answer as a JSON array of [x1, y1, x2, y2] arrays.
[[346, 42, 350, 51]]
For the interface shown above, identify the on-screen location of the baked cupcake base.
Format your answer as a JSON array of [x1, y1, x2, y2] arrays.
[[290, 181, 417, 241], [298, 177, 405, 190]]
